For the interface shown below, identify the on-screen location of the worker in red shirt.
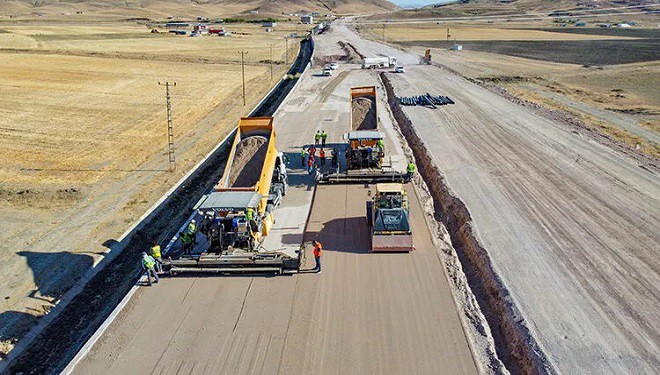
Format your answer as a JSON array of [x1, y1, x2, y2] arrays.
[[313, 240, 322, 273], [307, 154, 315, 174], [319, 148, 326, 167]]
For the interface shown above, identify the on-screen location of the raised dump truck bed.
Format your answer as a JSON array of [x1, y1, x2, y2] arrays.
[[350, 86, 377, 131], [164, 117, 299, 274]]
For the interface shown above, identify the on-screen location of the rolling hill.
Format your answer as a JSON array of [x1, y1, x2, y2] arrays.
[[1, 0, 399, 19], [367, 0, 659, 21]]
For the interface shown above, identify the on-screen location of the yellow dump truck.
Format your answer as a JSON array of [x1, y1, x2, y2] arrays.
[[321, 86, 406, 184], [165, 117, 298, 274]]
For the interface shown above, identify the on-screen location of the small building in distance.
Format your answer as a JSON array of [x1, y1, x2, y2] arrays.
[[166, 22, 190, 29], [301, 14, 313, 24], [250, 10, 259, 14], [193, 23, 209, 34], [262, 21, 277, 27]]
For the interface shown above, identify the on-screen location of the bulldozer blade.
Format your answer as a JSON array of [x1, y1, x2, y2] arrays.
[[371, 234, 414, 252]]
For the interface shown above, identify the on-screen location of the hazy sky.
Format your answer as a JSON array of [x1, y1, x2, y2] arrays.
[[390, 0, 457, 8]]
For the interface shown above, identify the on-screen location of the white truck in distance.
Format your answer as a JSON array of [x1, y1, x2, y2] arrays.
[[362, 56, 397, 69]]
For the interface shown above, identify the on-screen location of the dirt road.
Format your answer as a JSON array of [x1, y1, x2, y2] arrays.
[[71, 60, 478, 373], [325, 21, 660, 374]]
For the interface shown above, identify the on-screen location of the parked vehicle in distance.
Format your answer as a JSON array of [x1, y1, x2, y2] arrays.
[[329, 62, 339, 70], [394, 66, 405, 73], [322, 67, 333, 76], [362, 56, 397, 69]]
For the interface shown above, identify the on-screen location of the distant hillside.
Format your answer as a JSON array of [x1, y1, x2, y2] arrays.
[[1, 0, 399, 19], [368, 0, 659, 21]]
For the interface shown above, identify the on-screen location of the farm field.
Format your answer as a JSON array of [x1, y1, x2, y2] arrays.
[[0, 21, 305, 358]]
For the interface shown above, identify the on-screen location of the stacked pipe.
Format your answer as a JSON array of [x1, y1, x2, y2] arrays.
[[398, 93, 454, 108]]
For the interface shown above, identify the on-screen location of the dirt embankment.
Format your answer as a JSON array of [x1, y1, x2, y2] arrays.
[[228, 136, 268, 187], [351, 96, 377, 131], [381, 72, 553, 375], [314, 41, 364, 66]]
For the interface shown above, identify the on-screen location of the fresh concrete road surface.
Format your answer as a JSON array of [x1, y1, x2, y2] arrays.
[[323, 21, 660, 374], [71, 59, 478, 373]]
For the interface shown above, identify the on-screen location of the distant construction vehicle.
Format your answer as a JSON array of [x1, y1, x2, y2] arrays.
[[366, 183, 413, 252], [362, 56, 397, 69], [163, 117, 300, 274], [420, 49, 432, 65]]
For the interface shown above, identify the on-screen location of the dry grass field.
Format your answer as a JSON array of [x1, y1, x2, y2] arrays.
[[0, 21, 307, 357]]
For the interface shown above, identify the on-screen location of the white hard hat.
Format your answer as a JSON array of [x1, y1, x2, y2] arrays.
[[191, 219, 196, 223]]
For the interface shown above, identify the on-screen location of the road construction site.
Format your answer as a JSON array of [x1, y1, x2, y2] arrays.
[[68, 46, 480, 374], [5, 18, 658, 375]]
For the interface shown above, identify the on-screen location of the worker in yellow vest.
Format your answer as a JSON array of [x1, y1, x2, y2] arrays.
[[150, 241, 162, 273], [321, 130, 328, 147], [141, 252, 159, 286], [315, 131, 321, 145], [406, 160, 416, 182]]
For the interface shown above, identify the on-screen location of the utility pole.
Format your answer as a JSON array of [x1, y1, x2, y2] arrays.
[[240, 51, 248, 106], [447, 28, 451, 49], [268, 44, 274, 82], [158, 81, 176, 172], [382, 24, 385, 41], [285, 37, 289, 65]]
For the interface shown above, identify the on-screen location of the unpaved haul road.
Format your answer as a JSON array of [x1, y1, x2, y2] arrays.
[[328, 21, 660, 374], [71, 59, 478, 373]]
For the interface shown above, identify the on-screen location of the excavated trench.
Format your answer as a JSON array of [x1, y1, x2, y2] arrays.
[[381, 72, 551, 375]]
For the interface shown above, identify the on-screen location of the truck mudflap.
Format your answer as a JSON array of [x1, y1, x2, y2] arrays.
[[371, 233, 414, 252], [164, 252, 300, 275]]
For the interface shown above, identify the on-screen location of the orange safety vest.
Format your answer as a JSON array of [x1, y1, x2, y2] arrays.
[[313, 243, 322, 257]]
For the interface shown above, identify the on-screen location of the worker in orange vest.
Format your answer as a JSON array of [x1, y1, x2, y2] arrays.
[[313, 240, 322, 273], [319, 148, 326, 167]]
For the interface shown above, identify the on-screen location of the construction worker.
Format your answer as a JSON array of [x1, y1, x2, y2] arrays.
[[300, 147, 307, 167], [331, 148, 338, 168], [149, 241, 162, 273], [315, 130, 321, 145], [141, 252, 159, 286], [246, 207, 255, 221], [319, 148, 326, 167], [187, 219, 197, 245], [407, 160, 416, 182], [309, 144, 316, 158], [376, 139, 384, 151], [180, 231, 192, 255], [312, 240, 322, 273], [307, 154, 315, 174], [321, 130, 328, 147]]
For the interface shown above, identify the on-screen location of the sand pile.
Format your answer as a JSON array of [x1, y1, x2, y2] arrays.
[[228, 136, 268, 187], [351, 96, 377, 131]]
